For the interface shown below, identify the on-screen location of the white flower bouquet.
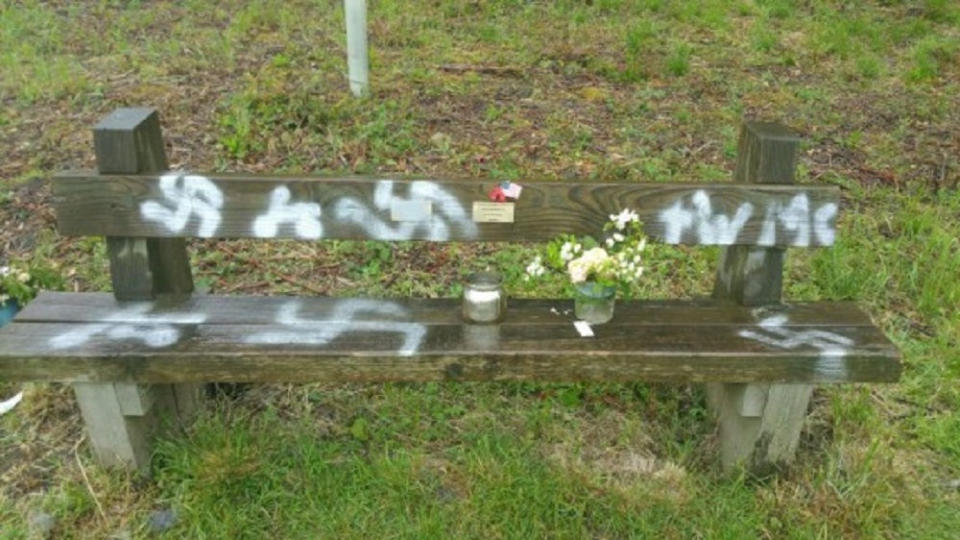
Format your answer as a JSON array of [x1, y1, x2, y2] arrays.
[[524, 209, 648, 323]]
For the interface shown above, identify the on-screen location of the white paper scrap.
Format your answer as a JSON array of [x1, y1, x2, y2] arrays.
[[573, 320, 594, 337], [0, 391, 23, 416]]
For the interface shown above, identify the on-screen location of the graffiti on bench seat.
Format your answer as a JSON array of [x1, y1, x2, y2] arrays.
[[739, 313, 853, 380], [49, 304, 206, 349], [245, 299, 426, 355]]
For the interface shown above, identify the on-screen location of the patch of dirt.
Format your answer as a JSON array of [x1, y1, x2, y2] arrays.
[[0, 179, 57, 264]]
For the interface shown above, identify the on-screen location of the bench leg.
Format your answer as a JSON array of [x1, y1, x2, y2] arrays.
[[706, 383, 813, 473], [73, 382, 203, 473]]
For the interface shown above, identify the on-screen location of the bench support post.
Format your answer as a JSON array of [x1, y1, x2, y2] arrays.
[[72, 108, 203, 472], [706, 383, 813, 472], [73, 382, 202, 471], [709, 122, 812, 473]]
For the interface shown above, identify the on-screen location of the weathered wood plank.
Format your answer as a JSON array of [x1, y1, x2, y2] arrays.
[[94, 109, 193, 300], [73, 382, 156, 472], [52, 172, 841, 246], [85, 107, 199, 472], [17, 292, 880, 327], [93, 108, 169, 174], [0, 306, 901, 384], [0, 329, 903, 384], [714, 121, 801, 304], [709, 121, 813, 473], [105, 237, 154, 302], [113, 382, 157, 416], [712, 382, 814, 472]]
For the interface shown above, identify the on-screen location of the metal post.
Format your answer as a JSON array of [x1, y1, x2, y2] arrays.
[[344, 0, 369, 97]]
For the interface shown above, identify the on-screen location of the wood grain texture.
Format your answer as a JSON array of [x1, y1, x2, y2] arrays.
[[73, 382, 155, 472], [93, 108, 169, 174], [52, 172, 841, 246], [714, 122, 800, 305], [93, 108, 193, 300], [713, 383, 814, 472], [113, 382, 156, 416], [105, 237, 154, 301], [0, 294, 901, 384], [89, 108, 199, 473], [734, 122, 802, 185], [709, 122, 813, 473], [146, 238, 193, 297], [17, 292, 881, 327]]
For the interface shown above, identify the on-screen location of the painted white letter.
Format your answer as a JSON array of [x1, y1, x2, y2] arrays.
[[252, 186, 323, 239], [141, 173, 224, 237]]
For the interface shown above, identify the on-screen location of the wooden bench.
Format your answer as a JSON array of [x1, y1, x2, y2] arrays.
[[0, 107, 901, 474]]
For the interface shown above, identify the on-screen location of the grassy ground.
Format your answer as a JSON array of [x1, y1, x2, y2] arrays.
[[1, 0, 958, 537]]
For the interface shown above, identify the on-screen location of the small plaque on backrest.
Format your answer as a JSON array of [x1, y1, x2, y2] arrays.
[[472, 202, 515, 223]]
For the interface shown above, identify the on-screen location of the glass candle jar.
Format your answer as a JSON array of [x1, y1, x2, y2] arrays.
[[462, 271, 506, 324]]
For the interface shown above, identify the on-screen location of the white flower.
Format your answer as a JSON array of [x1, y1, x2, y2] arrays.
[[525, 256, 546, 278], [613, 233, 624, 243], [568, 247, 610, 283], [581, 247, 609, 264], [611, 208, 639, 231], [605, 238, 614, 247], [0, 266, 9, 277], [568, 258, 589, 283]]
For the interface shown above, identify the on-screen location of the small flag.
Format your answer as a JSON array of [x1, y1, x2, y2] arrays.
[[500, 181, 523, 199]]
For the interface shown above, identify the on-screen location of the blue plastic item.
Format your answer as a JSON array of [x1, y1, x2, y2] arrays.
[[0, 300, 19, 327]]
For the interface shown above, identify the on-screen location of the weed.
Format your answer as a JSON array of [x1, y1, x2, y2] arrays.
[[907, 35, 960, 82], [666, 43, 692, 76], [854, 55, 883, 79]]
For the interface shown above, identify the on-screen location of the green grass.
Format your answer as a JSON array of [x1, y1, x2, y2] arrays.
[[1, 0, 959, 537]]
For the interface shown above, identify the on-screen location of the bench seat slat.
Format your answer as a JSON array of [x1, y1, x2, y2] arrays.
[[17, 292, 879, 327], [0, 293, 900, 384]]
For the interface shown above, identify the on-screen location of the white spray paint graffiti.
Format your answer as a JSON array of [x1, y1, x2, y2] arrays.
[[811, 203, 838, 245], [141, 173, 224, 237], [252, 186, 323, 239], [739, 314, 853, 380], [660, 191, 753, 244], [245, 299, 426, 355], [756, 194, 838, 247], [658, 190, 838, 246], [334, 180, 478, 240], [49, 304, 206, 349]]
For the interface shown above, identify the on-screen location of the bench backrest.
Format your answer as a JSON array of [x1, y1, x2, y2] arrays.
[[54, 172, 838, 247], [57, 107, 839, 304]]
